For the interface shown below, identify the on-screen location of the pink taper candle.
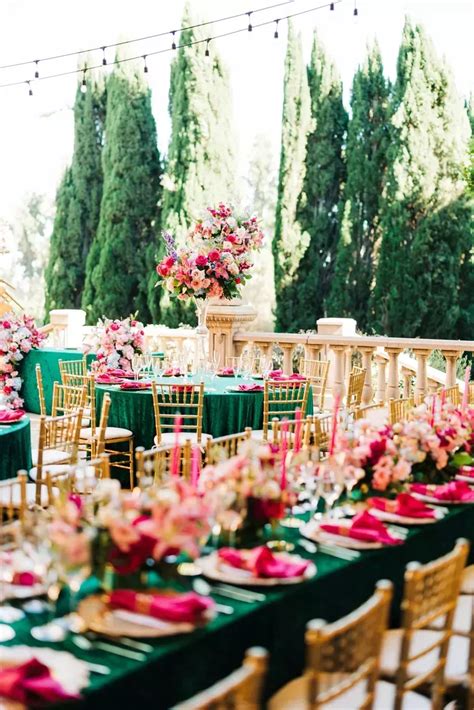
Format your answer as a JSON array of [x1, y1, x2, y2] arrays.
[[329, 394, 340, 456], [191, 445, 200, 488], [440, 388, 446, 409], [462, 366, 471, 411], [430, 393, 437, 427], [280, 419, 289, 491], [170, 414, 183, 477], [294, 408, 302, 453]]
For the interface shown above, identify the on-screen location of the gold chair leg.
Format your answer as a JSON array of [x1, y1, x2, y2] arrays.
[[129, 437, 134, 490]]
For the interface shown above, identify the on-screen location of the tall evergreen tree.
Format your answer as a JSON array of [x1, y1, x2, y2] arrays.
[[84, 61, 161, 323], [147, 2, 236, 326], [273, 23, 311, 332], [45, 77, 104, 314], [372, 20, 471, 337], [327, 44, 390, 330]]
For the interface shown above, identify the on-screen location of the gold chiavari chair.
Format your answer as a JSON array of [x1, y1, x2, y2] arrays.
[[35, 364, 47, 416], [135, 441, 194, 485], [51, 382, 87, 419], [205, 429, 253, 465], [58, 357, 87, 384], [309, 413, 332, 457], [63, 373, 134, 489], [437, 385, 461, 407], [346, 367, 366, 410], [259, 380, 310, 440], [269, 581, 397, 709], [378, 538, 469, 709], [269, 416, 312, 450], [0, 472, 28, 526], [151, 381, 208, 446], [174, 647, 268, 710], [354, 401, 387, 422], [299, 358, 330, 411], [389, 397, 415, 424]]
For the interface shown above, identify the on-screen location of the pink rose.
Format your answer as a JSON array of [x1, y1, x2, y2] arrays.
[[2, 321, 11, 329], [195, 254, 208, 267], [110, 323, 120, 331], [208, 250, 220, 262]]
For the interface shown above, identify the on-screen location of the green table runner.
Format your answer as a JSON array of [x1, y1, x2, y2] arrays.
[[0, 417, 32, 481], [96, 377, 313, 448], [3, 506, 474, 708]]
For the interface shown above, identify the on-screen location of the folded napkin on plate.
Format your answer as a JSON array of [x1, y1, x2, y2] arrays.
[[459, 466, 474, 478], [95, 373, 123, 384], [411, 481, 474, 502], [11, 571, 40, 586], [320, 510, 403, 546], [238, 383, 264, 392], [0, 409, 25, 423], [108, 589, 213, 623], [217, 367, 235, 376], [171, 385, 195, 393], [269, 370, 283, 378], [163, 368, 182, 377], [0, 658, 80, 706], [119, 381, 152, 390], [107, 368, 134, 378], [369, 493, 435, 519], [218, 545, 309, 578]]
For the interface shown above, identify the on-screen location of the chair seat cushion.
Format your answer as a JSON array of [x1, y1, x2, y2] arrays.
[[268, 675, 431, 709], [0, 482, 54, 507], [29, 464, 71, 482], [31, 449, 71, 466], [154, 432, 212, 446], [461, 564, 474, 594], [80, 426, 132, 441]]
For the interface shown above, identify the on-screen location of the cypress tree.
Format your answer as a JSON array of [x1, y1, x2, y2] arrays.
[[327, 44, 390, 330], [147, 2, 236, 326], [84, 61, 161, 323], [372, 20, 471, 337], [273, 23, 311, 332], [45, 77, 104, 313]]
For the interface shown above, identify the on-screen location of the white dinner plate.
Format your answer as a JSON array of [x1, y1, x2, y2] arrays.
[[301, 518, 403, 550], [368, 506, 443, 525], [411, 492, 474, 505], [196, 551, 316, 586]]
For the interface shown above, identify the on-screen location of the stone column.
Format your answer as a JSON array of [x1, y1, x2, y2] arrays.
[[386, 348, 402, 401], [444, 351, 461, 388], [374, 352, 387, 403], [206, 301, 257, 368], [414, 349, 431, 401]]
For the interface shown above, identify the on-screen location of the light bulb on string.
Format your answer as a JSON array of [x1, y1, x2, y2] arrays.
[[80, 69, 87, 93], [143, 55, 148, 73], [34, 60, 39, 79], [171, 31, 176, 50], [353, 1, 358, 17], [101, 47, 107, 65], [330, 2, 334, 10], [204, 39, 210, 57], [274, 19, 279, 39], [27, 80, 33, 96], [247, 12, 252, 31]]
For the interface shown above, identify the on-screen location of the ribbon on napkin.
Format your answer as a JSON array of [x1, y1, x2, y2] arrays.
[[0, 409, 25, 423], [0, 658, 80, 706], [368, 493, 435, 519], [320, 510, 403, 546], [218, 546, 309, 578], [411, 481, 474, 502], [119, 381, 152, 391], [108, 590, 214, 623], [238, 383, 264, 392]]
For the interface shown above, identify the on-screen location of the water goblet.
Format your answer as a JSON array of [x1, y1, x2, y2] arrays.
[[132, 354, 143, 381], [317, 469, 343, 519]]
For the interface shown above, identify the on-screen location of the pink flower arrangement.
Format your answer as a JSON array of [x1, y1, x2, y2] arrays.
[[156, 203, 263, 301], [0, 313, 47, 409], [84, 316, 145, 374]]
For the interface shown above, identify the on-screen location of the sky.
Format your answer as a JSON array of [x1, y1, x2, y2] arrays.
[[0, 0, 472, 226]]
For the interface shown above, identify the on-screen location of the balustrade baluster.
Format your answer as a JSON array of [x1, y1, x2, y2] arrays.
[[375, 352, 387, 403], [414, 349, 431, 401], [359, 347, 375, 405], [386, 348, 402, 401]]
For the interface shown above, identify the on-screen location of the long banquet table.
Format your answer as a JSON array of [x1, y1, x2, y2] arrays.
[[0, 417, 32, 481], [3, 505, 474, 709]]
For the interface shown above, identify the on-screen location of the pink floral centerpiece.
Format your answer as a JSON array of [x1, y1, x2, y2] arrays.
[[84, 316, 145, 375], [0, 313, 47, 409]]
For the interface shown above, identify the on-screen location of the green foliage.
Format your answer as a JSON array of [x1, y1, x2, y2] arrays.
[[45, 78, 104, 313], [149, 2, 236, 326], [372, 20, 472, 337], [83, 62, 161, 324], [273, 23, 311, 331], [327, 44, 390, 330]]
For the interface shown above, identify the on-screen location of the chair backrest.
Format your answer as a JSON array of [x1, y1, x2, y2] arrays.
[[45, 454, 111, 502], [299, 359, 330, 411], [205, 429, 252, 465], [62, 373, 96, 433], [389, 397, 415, 424], [395, 538, 469, 707], [59, 357, 87, 384], [354, 402, 386, 422], [346, 368, 366, 409], [310, 414, 332, 455], [263, 380, 310, 438], [93, 393, 111, 457], [35, 411, 83, 504], [0, 472, 28, 524], [437, 385, 461, 407], [151, 382, 205, 444], [173, 647, 268, 710], [35, 364, 47, 416], [304, 580, 393, 709], [51, 382, 87, 418], [135, 441, 194, 484], [270, 416, 312, 450]]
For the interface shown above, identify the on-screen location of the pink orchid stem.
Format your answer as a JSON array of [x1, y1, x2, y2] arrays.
[[191, 445, 200, 488], [294, 408, 302, 453], [170, 414, 183, 477], [280, 419, 289, 491], [329, 394, 341, 456], [430, 393, 437, 427], [462, 365, 471, 411]]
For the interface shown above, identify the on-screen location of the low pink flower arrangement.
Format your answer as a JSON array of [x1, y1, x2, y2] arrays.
[[0, 313, 47, 409], [156, 203, 263, 301], [84, 315, 145, 374]]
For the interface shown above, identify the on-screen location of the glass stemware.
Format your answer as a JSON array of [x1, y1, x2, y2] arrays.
[[317, 469, 343, 519], [152, 358, 164, 380], [131, 354, 143, 381]]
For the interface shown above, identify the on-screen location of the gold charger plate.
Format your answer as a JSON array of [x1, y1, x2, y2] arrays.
[[196, 551, 316, 586]]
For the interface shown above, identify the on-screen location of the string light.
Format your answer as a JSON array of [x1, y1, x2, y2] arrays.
[[80, 69, 87, 93], [353, 1, 358, 16], [34, 60, 39, 78], [330, 2, 334, 9], [274, 19, 279, 38], [27, 80, 32, 96], [171, 31, 177, 50], [247, 12, 253, 31], [204, 39, 210, 57], [143, 55, 148, 73], [101, 47, 107, 65]]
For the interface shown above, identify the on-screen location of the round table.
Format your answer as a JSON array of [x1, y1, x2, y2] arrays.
[[0, 416, 32, 481], [96, 376, 312, 449]]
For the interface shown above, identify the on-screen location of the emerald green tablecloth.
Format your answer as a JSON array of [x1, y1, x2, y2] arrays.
[[0, 417, 32, 480], [3, 506, 474, 709], [96, 377, 313, 448]]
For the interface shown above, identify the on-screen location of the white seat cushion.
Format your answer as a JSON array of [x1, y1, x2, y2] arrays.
[[380, 628, 469, 685], [461, 564, 474, 594], [429, 594, 473, 635], [0, 482, 55, 507], [269, 675, 431, 709], [31, 449, 71, 466], [154, 432, 212, 446], [80, 426, 132, 441], [29, 464, 71, 482]]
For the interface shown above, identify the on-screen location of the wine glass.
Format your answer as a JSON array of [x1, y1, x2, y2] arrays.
[[261, 356, 272, 380], [132, 354, 143, 381], [317, 469, 343, 519], [152, 357, 164, 380]]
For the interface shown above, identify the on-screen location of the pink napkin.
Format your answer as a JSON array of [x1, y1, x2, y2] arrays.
[[459, 466, 474, 478], [269, 370, 283, 378], [218, 546, 309, 578], [107, 368, 134, 378], [320, 510, 403, 546], [411, 481, 474, 502], [163, 368, 182, 377], [12, 571, 40, 586], [238, 383, 264, 392], [95, 373, 123, 384], [0, 658, 80, 705], [171, 385, 195, 393], [369, 493, 435, 519], [0, 409, 25, 423], [108, 589, 214, 623], [217, 367, 235, 376], [119, 381, 152, 391]]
